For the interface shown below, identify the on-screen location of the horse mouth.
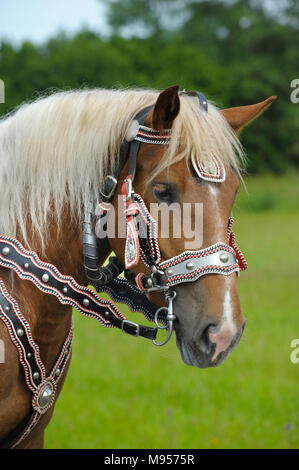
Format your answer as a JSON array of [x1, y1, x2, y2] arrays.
[[176, 332, 240, 368], [174, 305, 245, 368], [176, 334, 211, 368]]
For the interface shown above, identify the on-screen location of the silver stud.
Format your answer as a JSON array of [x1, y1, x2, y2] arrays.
[[17, 328, 24, 337], [55, 368, 60, 378], [63, 287, 68, 294], [219, 253, 229, 264], [167, 269, 174, 276], [2, 247, 10, 256], [38, 383, 53, 408], [151, 265, 158, 274], [33, 371, 40, 380], [27, 352, 32, 359], [186, 262, 195, 271], [4, 305, 10, 312], [146, 278, 153, 288], [24, 262, 29, 269], [82, 298, 90, 307], [42, 273, 49, 282]]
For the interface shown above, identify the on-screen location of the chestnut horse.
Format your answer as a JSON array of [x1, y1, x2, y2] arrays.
[[0, 85, 275, 448]]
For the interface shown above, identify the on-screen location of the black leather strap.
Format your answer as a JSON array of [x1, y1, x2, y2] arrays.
[[0, 280, 44, 390], [0, 275, 73, 448], [0, 236, 158, 341], [84, 105, 154, 288], [127, 105, 153, 181], [96, 276, 166, 324]]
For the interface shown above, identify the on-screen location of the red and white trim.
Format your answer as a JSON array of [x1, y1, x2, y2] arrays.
[[0, 277, 73, 447], [227, 216, 248, 271], [135, 126, 171, 145], [191, 154, 226, 183]]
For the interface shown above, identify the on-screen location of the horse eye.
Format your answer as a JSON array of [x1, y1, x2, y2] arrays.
[[152, 183, 177, 204]]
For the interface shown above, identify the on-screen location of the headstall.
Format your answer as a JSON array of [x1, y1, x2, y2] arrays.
[[0, 90, 247, 447]]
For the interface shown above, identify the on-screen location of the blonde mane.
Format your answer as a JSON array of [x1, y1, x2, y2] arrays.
[[0, 87, 244, 247]]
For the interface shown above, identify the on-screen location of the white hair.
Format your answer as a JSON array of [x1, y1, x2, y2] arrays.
[[0, 87, 244, 248]]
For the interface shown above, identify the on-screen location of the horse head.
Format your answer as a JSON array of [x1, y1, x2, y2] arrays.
[[109, 85, 276, 368]]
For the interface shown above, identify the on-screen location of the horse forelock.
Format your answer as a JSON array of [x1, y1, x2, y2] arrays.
[[0, 87, 244, 248], [148, 94, 245, 185]]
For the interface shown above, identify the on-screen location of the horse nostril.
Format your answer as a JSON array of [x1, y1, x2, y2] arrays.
[[198, 324, 215, 355]]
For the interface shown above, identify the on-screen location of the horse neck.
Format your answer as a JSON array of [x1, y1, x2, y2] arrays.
[[4, 208, 111, 373]]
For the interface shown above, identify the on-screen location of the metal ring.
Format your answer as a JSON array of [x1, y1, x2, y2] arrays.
[[153, 307, 168, 330], [165, 290, 176, 300], [152, 328, 173, 347]]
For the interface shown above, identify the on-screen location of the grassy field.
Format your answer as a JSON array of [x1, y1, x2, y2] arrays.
[[45, 173, 299, 449]]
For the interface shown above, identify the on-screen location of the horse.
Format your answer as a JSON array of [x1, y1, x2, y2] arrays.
[[0, 85, 276, 448]]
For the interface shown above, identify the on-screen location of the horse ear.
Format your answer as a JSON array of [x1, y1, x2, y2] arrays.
[[152, 85, 180, 132], [221, 96, 277, 134]]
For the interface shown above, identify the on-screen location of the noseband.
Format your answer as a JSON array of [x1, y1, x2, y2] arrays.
[[0, 90, 247, 447]]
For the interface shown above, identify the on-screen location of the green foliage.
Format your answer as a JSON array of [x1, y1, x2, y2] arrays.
[[102, 0, 299, 174], [0, 0, 298, 173], [0, 32, 229, 113]]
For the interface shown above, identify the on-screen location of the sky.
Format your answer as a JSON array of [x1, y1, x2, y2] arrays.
[[0, 0, 108, 45]]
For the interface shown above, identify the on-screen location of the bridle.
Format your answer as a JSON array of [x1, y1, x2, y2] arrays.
[[0, 90, 247, 447], [83, 91, 247, 345]]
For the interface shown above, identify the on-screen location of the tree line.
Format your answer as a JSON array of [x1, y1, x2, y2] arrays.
[[0, 0, 298, 173]]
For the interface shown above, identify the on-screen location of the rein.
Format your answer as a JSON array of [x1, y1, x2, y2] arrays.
[[0, 90, 247, 448]]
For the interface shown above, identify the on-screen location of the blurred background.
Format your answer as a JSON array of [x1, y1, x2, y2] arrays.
[[1, 0, 299, 449]]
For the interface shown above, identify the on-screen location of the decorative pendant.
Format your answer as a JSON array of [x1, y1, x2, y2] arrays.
[[125, 218, 140, 269], [32, 379, 56, 415], [191, 154, 226, 183]]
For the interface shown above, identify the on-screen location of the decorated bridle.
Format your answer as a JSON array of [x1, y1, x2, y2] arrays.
[[83, 91, 247, 345], [0, 90, 247, 448]]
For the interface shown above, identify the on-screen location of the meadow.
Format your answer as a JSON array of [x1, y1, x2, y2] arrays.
[[45, 172, 299, 449]]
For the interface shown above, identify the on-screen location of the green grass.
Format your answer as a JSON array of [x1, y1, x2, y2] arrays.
[[236, 171, 299, 212], [45, 173, 299, 449]]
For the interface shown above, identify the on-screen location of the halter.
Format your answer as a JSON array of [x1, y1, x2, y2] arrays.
[[0, 90, 247, 447]]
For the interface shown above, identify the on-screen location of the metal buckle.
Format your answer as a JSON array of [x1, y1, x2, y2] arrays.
[[179, 90, 208, 112], [121, 319, 140, 337], [152, 291, 176, 346], [100, 175, 118, 200], [124, 177, 133, 201]]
